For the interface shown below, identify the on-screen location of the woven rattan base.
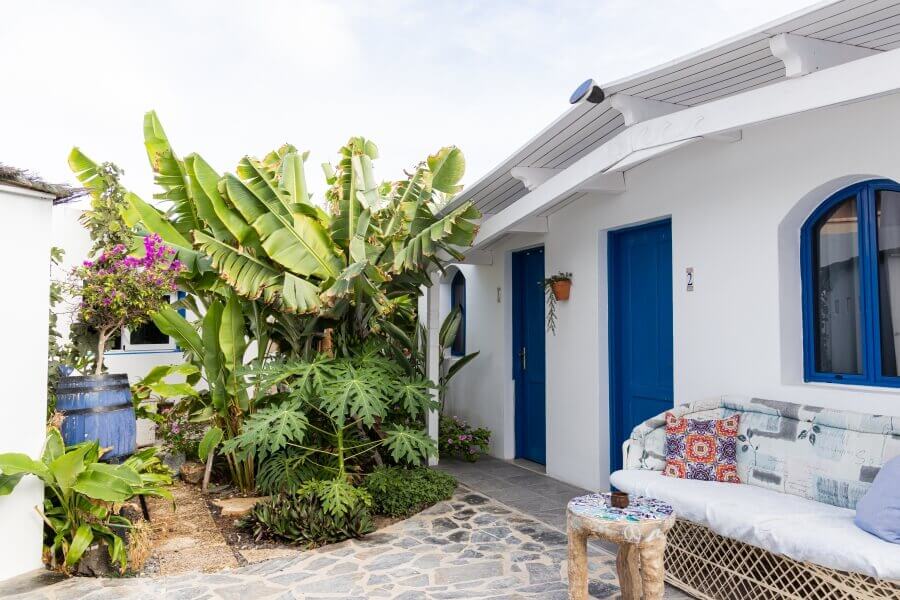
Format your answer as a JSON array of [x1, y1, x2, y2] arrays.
[[664, 519, 900, 600]]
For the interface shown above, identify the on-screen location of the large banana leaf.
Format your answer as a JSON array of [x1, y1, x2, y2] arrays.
[[194, 232, 321, 313], [143, 111, 200, 235], [392, 202, 480, 272], [152, 306, 204, 359], [67, 148, 105, 199], [219, 292, 247, 373], [427, 146, 466, 195], [183, 154, 233, 243]]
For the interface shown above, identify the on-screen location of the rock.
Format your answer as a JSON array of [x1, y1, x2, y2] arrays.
[[211, 496, 269, 517], [179, 461, 205, 484]]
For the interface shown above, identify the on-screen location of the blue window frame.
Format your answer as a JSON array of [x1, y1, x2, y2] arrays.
[[450, 271, 466, 356], [801, 179, 900, 387]]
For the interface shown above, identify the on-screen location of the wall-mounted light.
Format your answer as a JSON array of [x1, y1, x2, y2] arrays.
[[569, 79, 605, 104]]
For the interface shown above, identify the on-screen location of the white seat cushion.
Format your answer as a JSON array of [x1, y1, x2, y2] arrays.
[[610, 469, 900, 580]]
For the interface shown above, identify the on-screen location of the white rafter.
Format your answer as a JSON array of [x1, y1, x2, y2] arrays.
[[769, 33, 879, 79]]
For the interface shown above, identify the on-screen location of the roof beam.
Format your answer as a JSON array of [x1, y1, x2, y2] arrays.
[[510, 167, 561, 191], [609, 94, 683, 126], [482, 214, 548, 234], [473, 47, 900, 249], [769, 33, 879, 78], [580, 171, 626, 193], [511, 167, 625, 194]]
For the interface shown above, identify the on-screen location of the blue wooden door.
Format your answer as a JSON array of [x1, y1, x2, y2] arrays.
[[513, 247, 546, 464], [609, 220, 673, 472]]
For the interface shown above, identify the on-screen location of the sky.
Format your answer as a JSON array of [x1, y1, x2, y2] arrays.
[[1, 0, 817, 201]]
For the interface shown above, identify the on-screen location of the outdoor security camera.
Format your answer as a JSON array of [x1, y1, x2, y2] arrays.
[[569, 79, 605, 104]]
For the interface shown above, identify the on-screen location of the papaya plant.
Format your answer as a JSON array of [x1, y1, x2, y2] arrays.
[[0, 429, 172, 574], [221, 353, 436, 516]]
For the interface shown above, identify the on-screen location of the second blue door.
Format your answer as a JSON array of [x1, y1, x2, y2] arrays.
[[609, 220, 673, 473], [513, 247, 546, 465]]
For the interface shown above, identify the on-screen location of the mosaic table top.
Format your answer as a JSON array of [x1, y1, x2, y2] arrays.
[[567, 493, 674, 523]]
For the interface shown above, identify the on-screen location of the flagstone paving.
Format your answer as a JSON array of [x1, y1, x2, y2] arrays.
[[7, 489, 623, 600]]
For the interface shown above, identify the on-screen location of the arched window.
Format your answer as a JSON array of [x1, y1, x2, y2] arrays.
[[801, 179, 900, 386], [450, 271, 466, 356]]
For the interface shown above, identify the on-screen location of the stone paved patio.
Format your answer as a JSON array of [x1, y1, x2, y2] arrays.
[[6, 489, 621, 599], [2, 458, 694, 599]]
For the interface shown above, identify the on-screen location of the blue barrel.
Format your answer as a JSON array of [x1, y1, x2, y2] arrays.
[[56, 374, 136, 461]]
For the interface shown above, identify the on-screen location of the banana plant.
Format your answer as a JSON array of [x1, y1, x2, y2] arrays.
[[0, 429, 172, 574], [151, 290, 261, 492]]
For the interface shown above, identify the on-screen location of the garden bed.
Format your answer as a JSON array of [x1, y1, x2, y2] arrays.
[[142, 471, 454, 575]]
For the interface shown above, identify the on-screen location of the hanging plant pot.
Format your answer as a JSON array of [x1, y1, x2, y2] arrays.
[[550, 279, 571, 301]]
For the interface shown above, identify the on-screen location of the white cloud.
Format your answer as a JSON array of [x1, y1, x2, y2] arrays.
[[0, 0, 815, 202]]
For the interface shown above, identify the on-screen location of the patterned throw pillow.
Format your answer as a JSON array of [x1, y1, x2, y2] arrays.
[[662, 413, 741, 483]]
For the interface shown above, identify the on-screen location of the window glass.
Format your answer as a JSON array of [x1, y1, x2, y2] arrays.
[[129, 321, 170, 346], [876, 189, 900, 377], [812, 196, 862, 374], [450, 271, 466, 356]]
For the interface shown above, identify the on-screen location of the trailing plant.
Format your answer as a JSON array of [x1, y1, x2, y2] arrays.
[[363, 466, 456, 518], [543, 272, 572, 335], [71, 235, 181, 374], [439, 415, 491, 462], [0, 429, 172, 574], [240, 482, 373, 547]]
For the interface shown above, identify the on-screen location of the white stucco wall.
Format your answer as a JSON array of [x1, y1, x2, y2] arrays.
[[449, 92, 900, 492], [0, 185, 53, 581]]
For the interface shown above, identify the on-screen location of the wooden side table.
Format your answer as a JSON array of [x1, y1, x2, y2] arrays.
[[566, 493, 675, 600]]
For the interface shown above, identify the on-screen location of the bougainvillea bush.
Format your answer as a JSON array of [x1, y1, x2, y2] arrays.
[[72, 234, 181, 374], [439, 415, 491, 462]]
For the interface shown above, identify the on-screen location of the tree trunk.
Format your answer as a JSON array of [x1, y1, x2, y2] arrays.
[[95, 330, 109, 375]]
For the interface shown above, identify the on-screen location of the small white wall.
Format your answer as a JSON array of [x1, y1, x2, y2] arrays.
[[450, 92, 900, 492], [0, 185, 53, 581]]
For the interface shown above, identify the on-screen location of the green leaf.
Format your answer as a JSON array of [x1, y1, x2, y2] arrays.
[[319, 366, 389, 427], [0, 473, 24, 495], [280, 151, 311, 205], [42, 429, 65, 466], [143, 111, 199, 234], [83, 462, 142, 487], [439, 307, 462, 350], [152, 306, 204, 359], [427, 146, 466, 194], [392, 377, 437, 419], [384, 425, 436, 466], [0, 453, 52, 480], [316, 478, 359, 518], [72, 468, 135, 502], [201, 299, 224, 405], [64, 524, 94, 568], [219, 292, 247, 372], [444, 351, 480, 384], [126, 192, 193, 250], [199, 426, 223, 461], [183, 153, 232, 242], [221, 402, 308, 461]]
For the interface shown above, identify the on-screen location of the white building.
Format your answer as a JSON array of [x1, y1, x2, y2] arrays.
[[439, 0, 900, 492], [0, 168, 67, 581]]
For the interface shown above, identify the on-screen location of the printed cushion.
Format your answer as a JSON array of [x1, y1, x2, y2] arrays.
[[663, 412, 741, 483]]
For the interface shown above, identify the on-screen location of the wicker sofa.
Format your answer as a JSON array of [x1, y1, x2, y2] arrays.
[[610, 396, 900, 600]]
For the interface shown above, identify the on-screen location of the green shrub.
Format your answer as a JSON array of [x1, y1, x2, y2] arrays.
[[363, 466, 457, 518], [240, 481, 373, 547]]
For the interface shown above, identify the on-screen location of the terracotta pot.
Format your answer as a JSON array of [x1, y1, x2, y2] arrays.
[[550, 279, 571, 301]]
